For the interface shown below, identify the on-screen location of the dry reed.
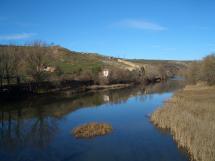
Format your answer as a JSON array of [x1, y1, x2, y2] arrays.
[[72, 122, 112, 139], [151, 85, 215, 161]]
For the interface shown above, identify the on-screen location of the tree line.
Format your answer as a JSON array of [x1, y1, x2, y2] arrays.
[[183, 54, 215, 85], [0, 42, 61, 87], [0, 42, 170, 96]]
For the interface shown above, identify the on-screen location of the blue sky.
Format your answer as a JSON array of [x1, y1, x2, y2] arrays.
[[0, 0, 215, 60]]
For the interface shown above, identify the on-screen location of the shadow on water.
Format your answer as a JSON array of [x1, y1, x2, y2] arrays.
[[0, 79, 188, 161], [0, 79, 185, 119]]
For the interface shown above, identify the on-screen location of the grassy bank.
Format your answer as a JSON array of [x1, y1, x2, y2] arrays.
[[151, 84, 215, 161]]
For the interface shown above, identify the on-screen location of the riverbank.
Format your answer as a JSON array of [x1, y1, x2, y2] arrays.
[[0, 79, 189, 161], [151, 84, 215, 161], [0, 80, 135, 101], [86, 83, 132, 90]]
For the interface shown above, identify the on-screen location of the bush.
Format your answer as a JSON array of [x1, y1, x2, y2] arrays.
[[185, 61, 202, 84], [201, 54, 215, 85], [185, 54, 215, 85]]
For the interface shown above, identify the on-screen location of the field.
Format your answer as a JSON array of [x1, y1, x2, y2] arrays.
[[151, 84, 215, 161]]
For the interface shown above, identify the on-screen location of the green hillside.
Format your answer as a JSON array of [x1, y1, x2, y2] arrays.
[[130, 59, 190, 76], [0, 44, 188, 85], [47, 46, 189, 76]]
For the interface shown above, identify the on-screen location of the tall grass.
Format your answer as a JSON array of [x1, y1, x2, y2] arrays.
[[151, 84, 215, 161]]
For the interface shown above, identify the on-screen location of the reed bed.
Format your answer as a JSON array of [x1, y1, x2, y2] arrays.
[[72, 122, 112, 139], [151, 85, 215, 161]]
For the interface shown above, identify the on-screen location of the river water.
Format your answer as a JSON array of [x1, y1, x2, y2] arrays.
[[0, 80, 189, 161]]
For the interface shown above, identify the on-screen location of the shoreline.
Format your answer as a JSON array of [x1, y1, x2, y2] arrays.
[[0, 82, 135, 101], [86, 83, 132, 90], [150, 84, 215, 161]]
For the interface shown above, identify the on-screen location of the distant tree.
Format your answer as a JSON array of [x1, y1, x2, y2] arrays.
[[185, 61, 201, 84], [201, 54, 215, 85], [144, 65, 158, 81], [108, 68, 133, 84], [78, 69, 94, 81], [0, 46, 18, 85], [26, 43, 50, 82], [97, 70, 109, 85], [158, 64, 167, 80], [137, 66, 146, 82], [11, 46, 26, 84], [0, 48, 5, 87], [55, 66, 64, 77]]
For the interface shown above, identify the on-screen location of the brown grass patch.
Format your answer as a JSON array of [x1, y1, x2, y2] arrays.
[[151, 84, 215, 161], [72, 122, 113, 139]]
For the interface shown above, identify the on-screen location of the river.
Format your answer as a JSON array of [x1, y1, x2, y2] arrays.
[[0, 80, 189, 161]]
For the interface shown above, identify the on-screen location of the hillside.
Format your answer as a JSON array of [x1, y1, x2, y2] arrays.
[[0, 44, 188, 86], [130, 59, 190, 77], [49, 46, 141, 75], [45, 46, 189, 77]]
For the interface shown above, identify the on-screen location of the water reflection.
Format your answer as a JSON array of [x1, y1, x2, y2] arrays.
[[0, 80, 187, 161], [0, 110, 58, 151]]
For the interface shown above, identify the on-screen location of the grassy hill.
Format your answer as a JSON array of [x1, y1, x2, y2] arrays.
[[0, 44, 189, 85], [48, 46, 106, 75], [48, 46, 189, 76], [41, 46, 146, 77], [130, 59, 190, 76]]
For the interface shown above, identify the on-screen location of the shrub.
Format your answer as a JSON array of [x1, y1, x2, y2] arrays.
[[185, 61, 202, 84], [185, 54, 215, 85], [201, 54, 215, 85]]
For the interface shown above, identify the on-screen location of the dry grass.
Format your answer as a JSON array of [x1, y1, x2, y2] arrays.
[[72, 122, 112, 139], [151, 85, 215, 161]]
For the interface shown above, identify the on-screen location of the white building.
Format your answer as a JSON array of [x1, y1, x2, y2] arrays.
[[43, 66, 56, 72], [103, 69, 109, 77]]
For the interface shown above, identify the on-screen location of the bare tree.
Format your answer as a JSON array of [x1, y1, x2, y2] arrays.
[[0, 46, 17, 85], [158, 64, 167, 80], [201, 54, 215, 85], [26, 43, 50, 83], [0, 47, 5, 87], [11, 46, 25, 84], [185, 61, 201, 84]]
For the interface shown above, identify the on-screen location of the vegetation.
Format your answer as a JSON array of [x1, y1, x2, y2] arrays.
[[151, 84, 215, 161], [0, 42, 187, 95], [0, 42, 56, 85], [0, 43, 106, 85], [130, 59, 189, 78], [151, 54, 215, 161], [184, 54, 215, 85], [72, 122, 112, 138]]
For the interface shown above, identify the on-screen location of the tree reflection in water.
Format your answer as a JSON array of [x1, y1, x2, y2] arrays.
[[0, 79, 185, 155], [0, 106, 59, 151], [27, 109, 58, 148]]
